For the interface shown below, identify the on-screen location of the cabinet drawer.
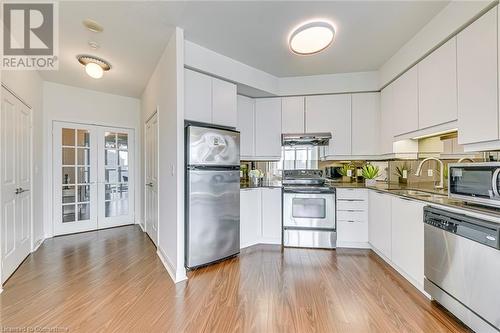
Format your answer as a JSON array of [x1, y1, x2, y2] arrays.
[[337, 199, 367, 211], [336, 188, 367, 200], [337, 220, 368, 243], [337, 210, 367, 221]]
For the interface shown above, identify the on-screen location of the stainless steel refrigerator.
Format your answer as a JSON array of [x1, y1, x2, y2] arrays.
[[185, 124, 240, 269]]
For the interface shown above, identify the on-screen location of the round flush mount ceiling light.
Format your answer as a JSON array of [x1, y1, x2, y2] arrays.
[[77, 55, 111, 79], [82, 19, 104, 33], [289, 20, 335, 55]]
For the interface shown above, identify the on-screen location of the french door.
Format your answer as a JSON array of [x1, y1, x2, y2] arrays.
[[1, 86, 32, 284], [53, 122, 134, 236], [145, 113, 158, 245]]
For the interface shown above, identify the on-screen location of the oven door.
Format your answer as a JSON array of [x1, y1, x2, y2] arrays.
[[283, 192, 335, 229], [449, 163, 500, 206]]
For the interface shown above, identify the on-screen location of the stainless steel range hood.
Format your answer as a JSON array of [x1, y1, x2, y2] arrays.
[[281, 133, 332, 146]]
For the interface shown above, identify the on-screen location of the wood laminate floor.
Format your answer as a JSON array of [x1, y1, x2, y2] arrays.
[[0, 225, 471, 332]]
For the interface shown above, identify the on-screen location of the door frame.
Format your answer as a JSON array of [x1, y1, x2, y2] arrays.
[[144, 109, 159, 245], [0, 83, 34, 286], [51, 120, 136, 236]]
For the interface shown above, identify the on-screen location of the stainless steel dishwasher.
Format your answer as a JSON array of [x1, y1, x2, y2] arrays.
[[423, 206, 500, 333]]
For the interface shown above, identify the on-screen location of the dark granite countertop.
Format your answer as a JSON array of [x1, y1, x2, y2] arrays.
[[329, 181, 500, 221]]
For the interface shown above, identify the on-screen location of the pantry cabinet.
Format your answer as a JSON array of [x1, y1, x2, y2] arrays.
[[281, 96, 305, 133], [391, 196, 425, 287], [457, 7, 498, 145], [305, 94, 351, 156], [392, 66, 419, 136], [351, 93, 380, 156], [418, 38, 458, 129], [184, 68, 237, 128]]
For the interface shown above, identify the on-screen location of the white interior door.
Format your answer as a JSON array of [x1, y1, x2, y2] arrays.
[[145, 114, 158, 245], [97, 127, 135, 228], [53, 122, 98, 235], [53, 123, 134, 235], [1, 87, 32, 284]]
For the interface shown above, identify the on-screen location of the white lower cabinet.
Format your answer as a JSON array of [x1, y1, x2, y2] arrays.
[[336, 189, 369, 248], [391, 196, 425, 288], [368, 191, 392, 259], [240, 188, 282, 248], [240, 189, 262, 248]]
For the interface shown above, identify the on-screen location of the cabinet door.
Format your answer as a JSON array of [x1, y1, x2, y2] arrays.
[[261, 188, 282, 243], [392, 66, 419, 135], [379, 86, 394, 155], [391, 197, 425, 287], [305, 94, 351, 156], [352, 93, 380, 155], [184, 69, 212, 123], [240, 189, 262, 248], [255, 98, 282, 159], [418, 38, 458, 129], [457, 7, 498, 145], [212, 78, 237, 128], [368, 191, 392, 259], [282, 96, 304, 133], [237, 95, 255, 158]]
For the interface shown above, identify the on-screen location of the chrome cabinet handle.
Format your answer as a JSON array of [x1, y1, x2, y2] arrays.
[[15, 187, 29, 194], [492, 169, 500, 197]]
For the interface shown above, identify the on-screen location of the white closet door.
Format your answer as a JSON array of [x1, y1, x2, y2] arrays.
[[97, 127, 135, 228], [1, 87, 32, 283], [53, 122, 98, 235], [145, 114, 158, 245]]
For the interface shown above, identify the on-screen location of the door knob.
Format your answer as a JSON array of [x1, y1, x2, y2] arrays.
[[146, 182, 153, 187], [15, 187, 29, 194]]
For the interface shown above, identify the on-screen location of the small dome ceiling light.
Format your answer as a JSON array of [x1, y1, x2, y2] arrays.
[[289, 20, 335, 55], [82, 19, 104, 33], [77, 55, 111, 79]]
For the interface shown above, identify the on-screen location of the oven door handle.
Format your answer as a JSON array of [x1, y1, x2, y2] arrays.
[[492, 168, 500, 197]]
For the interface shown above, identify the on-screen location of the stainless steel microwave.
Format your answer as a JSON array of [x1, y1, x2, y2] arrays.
[[448, 162, 500, 207]]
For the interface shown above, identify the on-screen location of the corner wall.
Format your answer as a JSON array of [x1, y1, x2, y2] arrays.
[[141, 27, 186, 282]]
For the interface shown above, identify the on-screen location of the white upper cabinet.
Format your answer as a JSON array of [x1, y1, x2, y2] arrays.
[[281, 96, 305, 133], [457, 7, 498, 145], [418, 38, 458, 129], [185, 69, 212, 123], [255, 98, 282, 159], [392, 66, 419, 136], [379, 86, 394, 155], [305, 94, 351, 156], [184, 69, 237, 128], [391, 196, 425, 288], [351, 93, 380, 156], [212, 78, 237, 128], [237, 95, 255, 158]]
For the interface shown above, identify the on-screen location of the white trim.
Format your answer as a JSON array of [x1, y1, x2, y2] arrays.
[[0, 287, 3, 294], [32, 238, 45, 253], [337, 241, 370, 249], [137, 221, 145, 232], [157, 246, 187, 284]]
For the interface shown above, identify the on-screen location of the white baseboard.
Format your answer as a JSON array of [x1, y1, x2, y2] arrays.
[[32, 238, 45, 252], [156, 247, 187, 284], [0, 287, 3, 294], [337, 241, 370, 249], [137, 222, 145, 232]]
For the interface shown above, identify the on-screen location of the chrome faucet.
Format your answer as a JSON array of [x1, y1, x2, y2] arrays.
[[457, 157, 474, 163], [415, 157, 444, 189]]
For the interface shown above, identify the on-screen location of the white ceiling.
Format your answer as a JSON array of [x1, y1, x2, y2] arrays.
[[41, 1, 449, 98]]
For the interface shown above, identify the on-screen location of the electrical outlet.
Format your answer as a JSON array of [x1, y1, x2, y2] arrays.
[[427, 169, 433, 177]]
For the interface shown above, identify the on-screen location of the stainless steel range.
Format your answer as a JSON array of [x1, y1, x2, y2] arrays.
[[282, 170, 336, 249]]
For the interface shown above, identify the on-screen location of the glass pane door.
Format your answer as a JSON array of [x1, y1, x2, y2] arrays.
[[98, 127, 134, 228], [53, 123, 98, 235]]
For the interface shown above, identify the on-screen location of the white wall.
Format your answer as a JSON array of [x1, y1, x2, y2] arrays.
[[379, 0, 494, 87], [1, 70, 45, 249], [141, 27, 186, 283], [42, 82, 142, 236]]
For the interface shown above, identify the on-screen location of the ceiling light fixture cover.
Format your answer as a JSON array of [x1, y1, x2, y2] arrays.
[[77, 55, 111, 79], [82, 19, 104, 33], [289, 20, 335, 55]]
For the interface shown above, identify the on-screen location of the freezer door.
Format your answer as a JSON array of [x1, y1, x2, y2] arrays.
[[187, 125, 240, 166], [186, 169, 240, 268]]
